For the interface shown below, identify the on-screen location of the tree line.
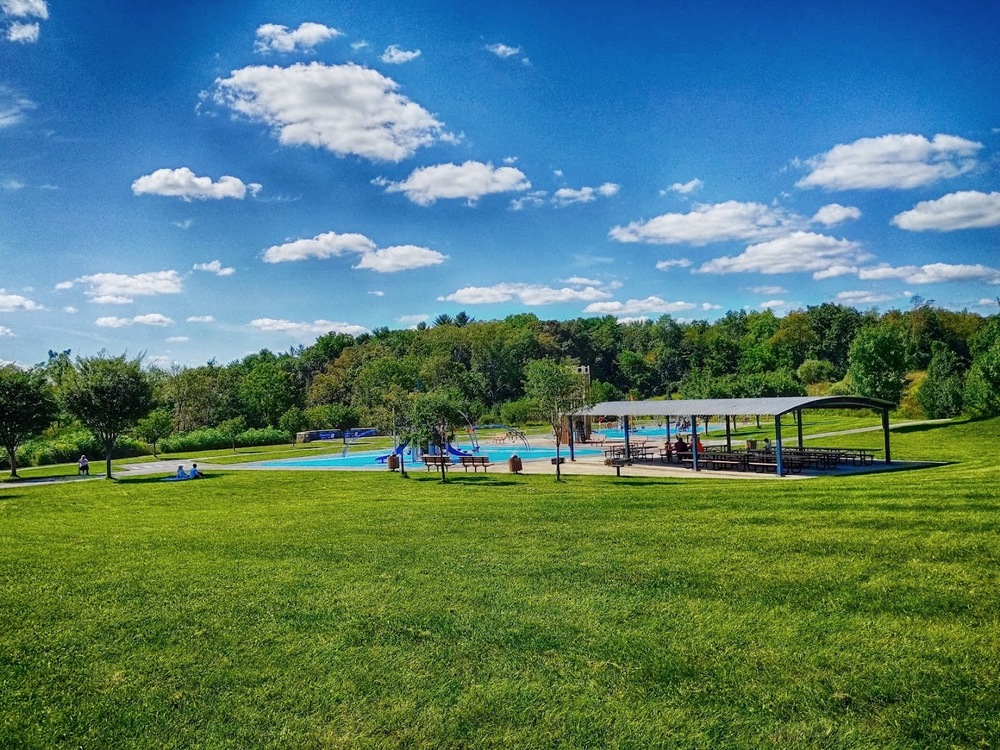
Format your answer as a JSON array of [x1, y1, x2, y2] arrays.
[[2, 301, 998, 477]]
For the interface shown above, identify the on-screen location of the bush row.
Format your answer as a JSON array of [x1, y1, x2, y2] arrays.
[[158, 427, 288, 454]]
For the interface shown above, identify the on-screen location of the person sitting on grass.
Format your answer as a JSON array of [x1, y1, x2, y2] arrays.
[[188, 463, 205, 479], [78, 454, 89, 476], [176, 465, 186, 478]]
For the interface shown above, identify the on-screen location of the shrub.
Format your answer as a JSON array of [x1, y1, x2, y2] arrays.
[[159, 426, 289, 454]]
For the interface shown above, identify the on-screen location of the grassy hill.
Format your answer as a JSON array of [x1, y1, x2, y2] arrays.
[[1, 418, 998, 748]]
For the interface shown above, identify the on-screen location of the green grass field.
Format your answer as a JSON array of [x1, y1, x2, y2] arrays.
[[1, 418, 998, 748]]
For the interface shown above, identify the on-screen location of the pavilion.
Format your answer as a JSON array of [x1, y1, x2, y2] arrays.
[[569, 395, 895, 477]]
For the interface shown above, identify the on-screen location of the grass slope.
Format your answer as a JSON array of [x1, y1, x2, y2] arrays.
[[1, 419, 998, 748]]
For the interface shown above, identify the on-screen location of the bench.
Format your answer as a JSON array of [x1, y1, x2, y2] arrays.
[[604, 457, 632, 477], [459, 455, 492, 472], [423, 455, 452, 471]]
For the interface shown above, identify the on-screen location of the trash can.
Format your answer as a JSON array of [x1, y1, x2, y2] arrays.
[[746, 439, 757, 450], [507, 455, 522, 473], [387, 454, 400, 471]]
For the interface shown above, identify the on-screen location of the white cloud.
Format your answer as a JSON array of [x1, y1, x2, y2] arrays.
[[584, 297, 699, 315], [610, 201, 800, 245], [702, 302, 722, 310], [0, 289, 42, 311], [562, 276, 603, 286], [7, 21, 38, 42], [58, 271, 183, 303], [812, 203, 861, 226], [132, 168, 261, 201], [796, 133, 983, 190], [834, 290, 898, 305], [378, 161, 530, 205], [63, 306, 77, 314], [0, 91, 34, 128], [352, 245, 446, 273], [747, 285, 788, 295], [2, 179, 24, 190], [759, 300, 789, 310], [858, 263, 1000, 285], [351, 40, 369, 50], [95, 313, 173, 328], [655, 258, 692, 271], [368, 290, 385, 297], [166, 336, 189, 343], [249, 318, 369, 337], [173, 219, 194, 230], [438, 283, 611, 306], [553, 182, 619, 206], [213, 62, 452, 163], [502, 156, 518, 164], [891, 191, 1000, 231], [510, 190, 547, 210], [398, 314, 429, 328], [380, 44, 421, 64], [254, 22, 341, 54], [0, 326, 14, 337], [187, 315, 215, 323], [1, 0, 47, 18], [667, 178, 703, 195], [975, 298, 998, 307], [697, 232, 870, 279], [486, 43, 521, 58], [263, 231, 376, 263], [193, 260, 235, 276]]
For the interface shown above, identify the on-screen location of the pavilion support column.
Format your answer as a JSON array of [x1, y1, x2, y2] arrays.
[[775, 414, 785, 477], [882, 408, 891, 464], [691, 415, 699, 471], [725, 416, 732, 451], [568, 415, 575, 461], [623, 415, 631, 461], [666, 416, 671, 442], [796, 409, 804, 448]]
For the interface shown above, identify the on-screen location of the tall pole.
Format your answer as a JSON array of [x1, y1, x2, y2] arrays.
[[882, 408, 891, 463], [775, 414, 784, 477], [691, 415, 699, 471]]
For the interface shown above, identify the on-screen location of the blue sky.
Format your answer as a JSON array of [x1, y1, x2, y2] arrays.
[[2, 0, 999, 368]]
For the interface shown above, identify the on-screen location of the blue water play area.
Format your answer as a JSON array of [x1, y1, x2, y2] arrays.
[[259, 443, 602, 469]]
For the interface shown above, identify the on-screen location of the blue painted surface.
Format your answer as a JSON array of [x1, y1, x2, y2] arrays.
[[260, 444, 602, 469]]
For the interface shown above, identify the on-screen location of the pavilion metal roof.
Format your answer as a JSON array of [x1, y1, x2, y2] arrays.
[[573, 395, 893, 418]]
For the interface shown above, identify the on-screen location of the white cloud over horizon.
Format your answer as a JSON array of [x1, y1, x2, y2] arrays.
[[667, 178, 703, 195], [262, 231, 445, 272], [858, 262, 1000, 285], [812, 203, 861, 226], [377, 161, 530, 205], [352, 245, 446, 272], [833, 290, 899, 305], [56, 271, 183, 304], [254, 22, 341, 54], [891, 191, 1000, 231], [583, 296, 700, 316], [655, 258, 692, 271], [609, 201, 800, 245], [796, 133, 982, 190], [0, 289, 42, 311], [697, 231, 870, 279], [193, 260, 235, 276], [438, 283, 611, 306], [95, 313, 173, 328], [249, 318, 369, 337], [132, 168, 261, 200], [553, 182, 619, 206], [212, 62, 453, 163]]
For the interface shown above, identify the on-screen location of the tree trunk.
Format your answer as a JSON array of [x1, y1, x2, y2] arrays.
[[554, 425, 562, 481], [4, 442, 17, 478], [105, 453, 113, 479], [439, 439, 447, 482]]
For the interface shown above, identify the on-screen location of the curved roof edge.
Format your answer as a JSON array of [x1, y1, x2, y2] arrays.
[[573, 395, 893, 418]]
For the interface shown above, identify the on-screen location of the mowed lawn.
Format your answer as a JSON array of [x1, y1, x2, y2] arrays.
[[1, 420, 999, 748]]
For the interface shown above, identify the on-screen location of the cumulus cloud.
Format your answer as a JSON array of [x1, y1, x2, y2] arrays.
[[510, 190, 547, 210], [796, 133, 982, 190], [212, 62, 453, 163], [486, 43, 521, 58], [187, 315, 215, 323], [666, 178, 703, 195], [812, 203, 861, 226], [655, 258, 692, 271], [0, 326, 13, 337], [697, 232, 870, 279], [254, 22, 341, 54], [132, 168, 262, 200], [57, 271, 183, 304], [380, 44, 421, 63], [193, 260, 235, 276], [834, 290, 898, 305], [0, 87, 35, 127], [438, 283, 611, 306], [377, 161, 530, 205], [262, 231, 444, 272], [352, 245, 446, 273], [891, 191, 1000, 231], [7, 21, 38, 42], [552, 182, 619, 206], [609, 201, 800, 245], [0, 289, 42, 311], [63, 306, 77, 314], [583, 297, 699, 316], [747, 285, 787, 295], [95, 313, 173, 328], [858, 263, 1000, 285], [249, 318, 369, 337], [1, 0, 47, 18]]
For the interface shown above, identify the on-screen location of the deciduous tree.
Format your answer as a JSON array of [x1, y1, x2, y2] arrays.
[[0, 365, 57, 478]]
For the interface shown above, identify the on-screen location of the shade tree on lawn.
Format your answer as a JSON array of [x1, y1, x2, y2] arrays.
[[524, 358, 590, 482], [0, 365, 58, 478]]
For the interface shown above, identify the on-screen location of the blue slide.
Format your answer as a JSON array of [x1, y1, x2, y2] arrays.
[[375, 441, 408, 463], [446, 443, 477, 457]]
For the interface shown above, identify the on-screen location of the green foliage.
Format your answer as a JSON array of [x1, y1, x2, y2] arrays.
[[963, 335, 1000, 418], [0, 365, 58, 477], [60, 353, 154, 478], [238, 358, 298, 427], [498, 398, 535, 427], [159, 424, 285, 454], [848, 324, 908, 405], [797, 358, 838, 385], [278, 407, 307, 445], [916, 343, 966, 418], [133, 408, 174, 457], [524, 358, 589, 479]]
